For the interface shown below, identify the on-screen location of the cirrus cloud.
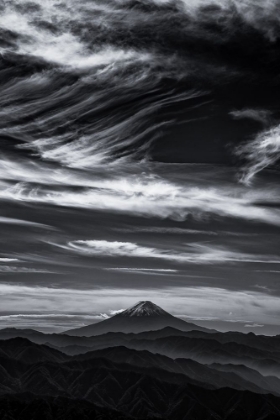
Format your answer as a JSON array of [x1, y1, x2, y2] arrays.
[[1, 157, 280, 226], [58, 239, 280, 265]]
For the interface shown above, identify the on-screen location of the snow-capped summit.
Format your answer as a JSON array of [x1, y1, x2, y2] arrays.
[[65, 300, 211, 336], [119, 301, 169, 317]]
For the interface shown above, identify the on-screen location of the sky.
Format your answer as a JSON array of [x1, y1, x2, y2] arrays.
[[0, 0, 280, 334]]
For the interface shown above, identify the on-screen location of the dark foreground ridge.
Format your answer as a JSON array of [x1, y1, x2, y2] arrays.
[[0, 394, 134, 420], [1, 337, 280, 419]]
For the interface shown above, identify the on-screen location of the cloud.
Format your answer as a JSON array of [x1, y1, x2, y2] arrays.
[[66, 240, 158, 258], [115, 227, 258, 237], [179, 315, 252, 323], [179, 0, 280, 41], [0, 265, 55, 274], [0, 217, 51, 229], [105, 267, 179, 276], [0, 314, 101, 320], [237, 123, 280, 184], [178, 315, 220, 322], [1, 157, 280, 226], [255, 285, 272, 292], [109, 309, 125, 316], [115, 227, 218, 235], [0, 265, 55, 273], [230, 109, 271, 125], [244, 323, 264, 328], [0, 2, 152, 70], [256, 270, 280, 274], [0, 259, 51, 274], [106, 267, 178, 273], [99, 313, 109, 319], [0, 313, 106, 333], [60, 239, 280, 265]]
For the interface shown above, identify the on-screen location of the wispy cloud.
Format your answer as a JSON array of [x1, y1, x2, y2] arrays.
[[0, 314, 101, 320], [1, 157, 280, 226], [109, 309, 125, 316], [60, 239, 280, 265], [179, 315, 252, 323], [244, 323, 264, 328], [237, 123, 280, 184], [0, 313, 106, 333], [114, 227, 218, 235], [255, 285, 272, 292], [105, 267, 178, 275], [0, 266, 55, 273], [106, 268, 177, 272], [255, 270, 280, 274], [114, 227, 258, 237], [0, 258, 55, 273], [230, 109, 271, 125], [0, 217, 51, 229]]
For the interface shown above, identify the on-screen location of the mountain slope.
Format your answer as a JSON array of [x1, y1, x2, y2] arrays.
[[64, 301, 210, 336], [1, 338, 280, 397], [1, 356, 280, 420], [2, 338, 280, 419], [0, 394, 134, 420], [126, 336, 280, 378]]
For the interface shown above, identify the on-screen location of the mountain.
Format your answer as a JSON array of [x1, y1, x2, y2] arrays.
[[0, 394, 134, 420], [1, 338, 280, 419], [119, 301, 169, 317], [2, 326, 280, 381], [74, 346, 280, 396], [64, 301, 211, 336], [2, 326, 280, 358], [125, 335, 280, 378]]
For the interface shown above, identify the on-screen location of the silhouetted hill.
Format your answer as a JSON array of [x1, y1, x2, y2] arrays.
[[2, 325, 280, 356], [1, 337, 280, 419], [0, 337, 67, 363], [0, 393, 135, 420], [75, 345, 280, 396], [125, 335, 280, 377]]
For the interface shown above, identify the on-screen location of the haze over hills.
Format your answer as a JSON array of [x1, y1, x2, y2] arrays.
[[1, 301, 280, 419], [65, 301, 211, 336], [1, 336, 280, 419]]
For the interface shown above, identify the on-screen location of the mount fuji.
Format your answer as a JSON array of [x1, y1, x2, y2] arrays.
[[64, 301, 211, 336]]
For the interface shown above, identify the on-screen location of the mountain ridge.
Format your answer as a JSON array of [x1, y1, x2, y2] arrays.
[[2, 331, 280, 418], [1, 340, 280, 420]]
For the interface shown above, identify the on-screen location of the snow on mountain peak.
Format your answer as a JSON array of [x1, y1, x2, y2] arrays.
[[118, 301, 169, 317]]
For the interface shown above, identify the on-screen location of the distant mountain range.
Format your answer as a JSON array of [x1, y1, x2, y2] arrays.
[[1, 336, 280, 419], [64, 301, 211, 336], [1, 301, 280, 419]]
